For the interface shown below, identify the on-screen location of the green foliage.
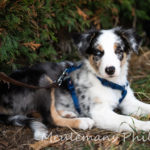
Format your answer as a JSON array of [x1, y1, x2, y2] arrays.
[[0, 0, 150, 71]]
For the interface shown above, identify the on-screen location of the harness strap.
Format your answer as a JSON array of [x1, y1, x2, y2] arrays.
[[67, 78, 81, 114], [97, 77, 128, 104], [65, 64, 128, 114], [64, 65, 82, 114], [66, 64, 82, 74]]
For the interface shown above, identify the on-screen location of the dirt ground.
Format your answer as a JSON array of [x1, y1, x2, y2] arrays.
[[0, 125, 122, 150], [0, 49, 150, 150]]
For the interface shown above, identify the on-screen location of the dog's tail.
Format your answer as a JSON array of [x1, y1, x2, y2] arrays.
[[0, 114, 48, 140]]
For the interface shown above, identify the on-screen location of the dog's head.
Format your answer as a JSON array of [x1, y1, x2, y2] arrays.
[[73, 27, 142, 78]]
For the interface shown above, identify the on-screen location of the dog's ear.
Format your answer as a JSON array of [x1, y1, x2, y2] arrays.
[[72, 30, 99, 55], [114, 27, 142, 54]]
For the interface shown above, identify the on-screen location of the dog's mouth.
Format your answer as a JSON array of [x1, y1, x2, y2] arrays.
[[108, 74, 118, 78], [98, 73, 119, 79]]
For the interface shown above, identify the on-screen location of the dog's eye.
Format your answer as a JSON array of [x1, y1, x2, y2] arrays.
[[92, 49, 104, 61], [93, 49, 104, 57], [92, 50, 104, 62], [115, 46, 124, 60]]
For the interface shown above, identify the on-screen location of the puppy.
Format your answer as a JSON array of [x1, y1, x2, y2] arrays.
[[0, 27, 149, 141]]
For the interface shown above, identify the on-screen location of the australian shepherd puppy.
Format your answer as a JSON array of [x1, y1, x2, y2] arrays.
[[0, 27, 150, 141]]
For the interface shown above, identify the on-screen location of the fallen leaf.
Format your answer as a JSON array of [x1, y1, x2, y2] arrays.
[[0, 28, 5, 35], [30, 136, 60, 150], [76, 6, 88, 20], [7, 58, 14, 64], [23, 42, 41, 51], [0, 140, 8, 147], [112, 7, 118, 14], [103, 136, 120, 148], [0, 0, 7, 9]]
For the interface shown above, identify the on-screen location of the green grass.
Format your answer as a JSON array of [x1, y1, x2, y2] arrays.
[[131, 75, 150, 102]]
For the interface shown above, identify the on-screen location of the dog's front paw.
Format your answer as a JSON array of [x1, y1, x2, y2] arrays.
[[32, 121, 48, 141], [34, 130, 48, 141], [78, 118, 94, 130]]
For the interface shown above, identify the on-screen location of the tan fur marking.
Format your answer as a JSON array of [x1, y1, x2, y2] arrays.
[[121, 53, 127, 66], [114, 43, 118, 52], [50, 88, 81, 128], [45, 76, 53, 83], [93, 97, 102, 104], [30, 112, 41, 118], [97, 45, 104, 52], [45, 76, 82, 129], [57, 110, 64, 116], [89, 55, 97, 71], [89, 55, 99, 73], [0, 106, 12, 114]]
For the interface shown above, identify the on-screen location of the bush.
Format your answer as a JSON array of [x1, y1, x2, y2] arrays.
[[0, 0, 150, 72]]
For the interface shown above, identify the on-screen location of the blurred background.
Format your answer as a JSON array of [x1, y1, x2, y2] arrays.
[[0, 0, 150, 72], [0, 1, 150, 149]]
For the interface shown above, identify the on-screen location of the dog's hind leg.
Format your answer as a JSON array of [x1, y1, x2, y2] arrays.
[[0, 114, 48, 140], [44, 76, 94, 130], [50, 88, 94, 130]]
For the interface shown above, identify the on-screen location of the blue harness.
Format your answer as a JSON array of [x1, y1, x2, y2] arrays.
[[58, 65, 128, 114]]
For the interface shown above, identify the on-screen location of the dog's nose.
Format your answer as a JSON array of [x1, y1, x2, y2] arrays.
[[105, 66, 115, 75]]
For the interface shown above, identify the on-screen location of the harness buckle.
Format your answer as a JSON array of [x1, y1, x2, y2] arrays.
[[57, 68, 68, 86]]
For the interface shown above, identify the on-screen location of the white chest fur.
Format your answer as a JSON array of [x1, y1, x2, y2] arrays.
[[83, 72, 125, 109], [71, 61, 128, 111]]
